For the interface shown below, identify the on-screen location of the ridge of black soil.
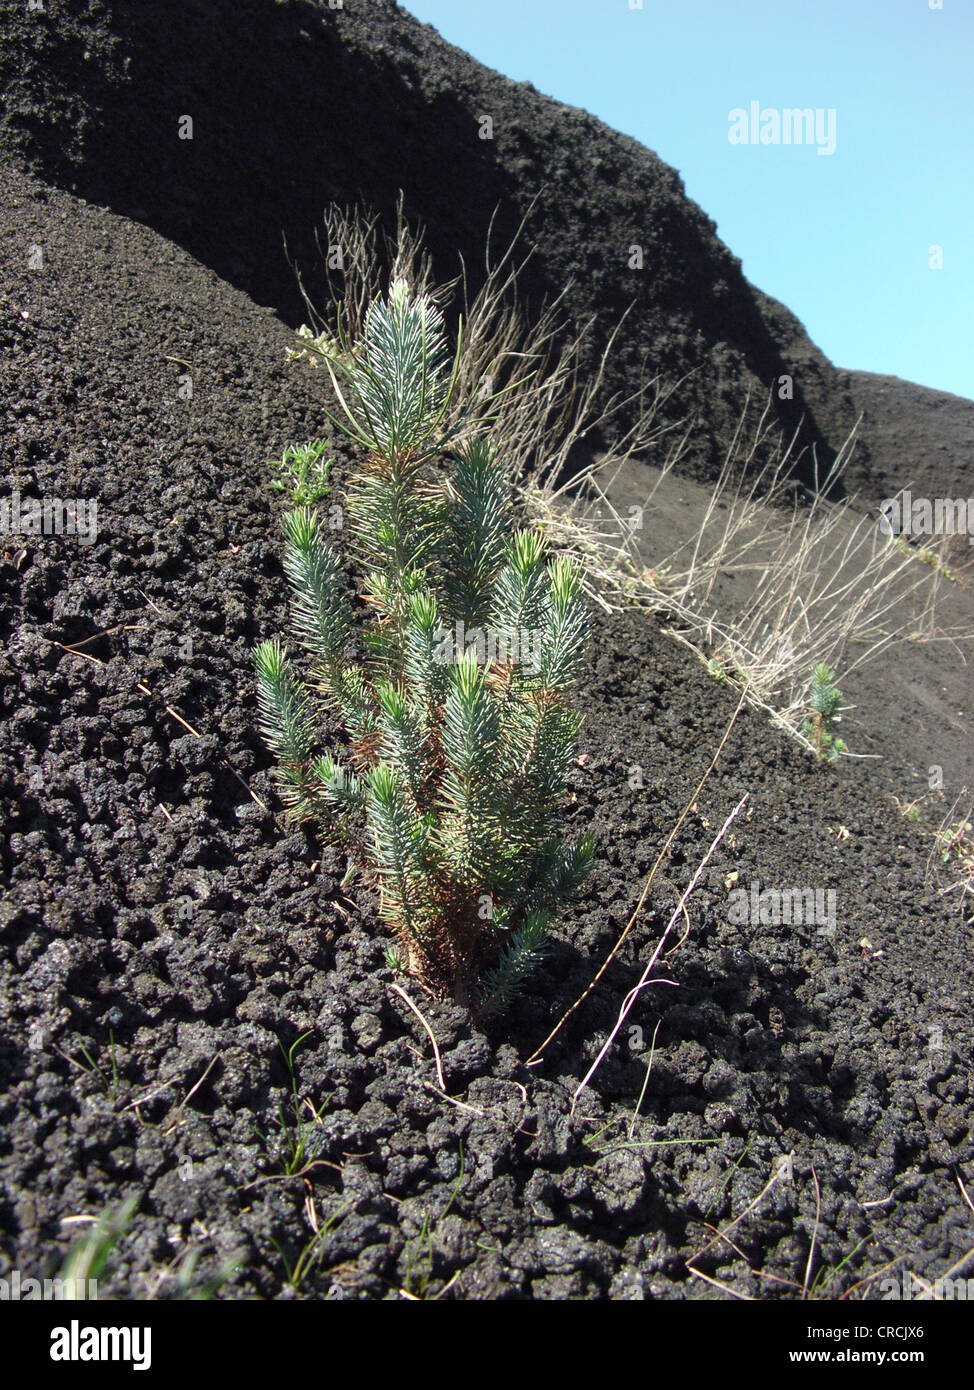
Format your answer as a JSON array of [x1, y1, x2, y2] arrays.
[[0, 0, 880, 496], [1, 167, 972, 1300], [843, 370, 974, 507]]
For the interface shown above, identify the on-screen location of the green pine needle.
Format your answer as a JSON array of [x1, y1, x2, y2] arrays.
[[480, 910, 552, 1016], [253, 274, 595, 1003], [443, 437, 512, 627], [253, 638, 314, 768], [282, 507, 352, 681]]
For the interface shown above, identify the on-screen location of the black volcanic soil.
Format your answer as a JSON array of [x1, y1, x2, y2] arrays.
[[4, 0, 971, 507], [1, 165, 972, 1301], [844, 370, 974, 509], [0, 0, 876, 495], [589, 455, 974, 798]]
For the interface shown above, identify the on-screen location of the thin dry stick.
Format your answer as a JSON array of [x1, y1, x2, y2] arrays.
[[803, 1166, 822, 1294], [57, 624, 146, 653], [218, 756, 268, 811], [690, 1220, 896, 1302], [525, 688, 748, 1067], [688, 1267, 755, 1300], [571, 793, 749, 1113], [146, 685, 269, 811], [688, 1164, 786, 1265], [910, 1243, 974, 1300], [160, 702, 202, 738], [55, 633, 268, 810], [54, 644, 102, 669], [135, 587, 165, 617], [391, 984, 447, 1092], [829, 1256, 904, 1303], [160, 1056, 222, 1135], [421, 1082, 485, 1116], [179, 1056, 220, 1112], [121, 1081, 172, 1113], [627, 1018, 661, 1141]]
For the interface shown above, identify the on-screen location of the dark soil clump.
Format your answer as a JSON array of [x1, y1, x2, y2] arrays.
[[2, 165, 971, 1300]]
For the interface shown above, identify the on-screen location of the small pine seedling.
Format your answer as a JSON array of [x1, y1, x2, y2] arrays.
[[384, 943, 406, 973], [705, 658, 728, 684], [254, 277, 594, 1010], [802, 664, 848, 763]]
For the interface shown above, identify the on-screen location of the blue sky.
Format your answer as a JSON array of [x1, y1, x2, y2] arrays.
[[402, 0, 973, 401]]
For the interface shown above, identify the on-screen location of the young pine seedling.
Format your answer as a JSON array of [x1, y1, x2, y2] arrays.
[[254, 278, 594, 1010], [802, 664, 848, 763]]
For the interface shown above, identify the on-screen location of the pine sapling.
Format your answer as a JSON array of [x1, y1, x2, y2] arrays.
[[802, 664, 847, 762], [254, 277, 594, 1010]]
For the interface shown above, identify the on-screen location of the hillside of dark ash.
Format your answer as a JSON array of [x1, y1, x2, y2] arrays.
[[0, 0, 879, 493], [0, 0, 971, 1305]]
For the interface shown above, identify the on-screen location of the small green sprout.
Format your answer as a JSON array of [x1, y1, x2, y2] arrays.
[[384, 943, 406, 972], [706, 658, 728, 683], [268, 439, 333, 506], [802, 664, 847, 763]]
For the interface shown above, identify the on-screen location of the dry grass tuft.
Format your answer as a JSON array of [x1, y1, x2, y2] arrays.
[[285, 199, 972, 748], [532, 395, 973, 743]]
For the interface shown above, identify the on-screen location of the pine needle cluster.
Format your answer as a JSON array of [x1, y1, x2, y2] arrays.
[[802, 664, 848, 762], [254, 279, 594, 1008]]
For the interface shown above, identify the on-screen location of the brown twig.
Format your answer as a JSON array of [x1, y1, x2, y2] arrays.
[[391, 984, 447, 1092], [55, 631, 268, 812], [526, 689, 748, 1066], [571, 793, 749, 1113]]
